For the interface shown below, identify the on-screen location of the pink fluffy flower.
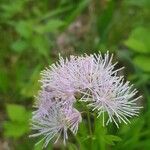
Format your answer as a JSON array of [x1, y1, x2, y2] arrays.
[[33, 90, 76, 119], [30, 94, 81, 148], [88, 77, 142, 128], [31, 51, 141, 147], [41, 53, 116, 92]]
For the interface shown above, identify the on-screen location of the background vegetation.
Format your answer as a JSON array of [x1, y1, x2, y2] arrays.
[[0, 0, 150, 149]]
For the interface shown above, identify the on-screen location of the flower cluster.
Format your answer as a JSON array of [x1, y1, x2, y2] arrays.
[[30, 52, 141, 147]]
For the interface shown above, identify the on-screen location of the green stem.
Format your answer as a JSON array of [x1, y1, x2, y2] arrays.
[[87, 110, 93, 149], [87, 110, 92, 137]]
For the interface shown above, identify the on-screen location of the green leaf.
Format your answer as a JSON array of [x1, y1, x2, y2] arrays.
[[124, 27, 150, 53], [3, 121, 29, 138], [6, 104, 31, 122], [93, 118, 107, 149], [15, 21, 33, 38], [21, 66, 41, 97], [133, 55, 150, 72], [4, 104, 31, 138], [104, 135, 122, 145], [31, 35, 50, 57]]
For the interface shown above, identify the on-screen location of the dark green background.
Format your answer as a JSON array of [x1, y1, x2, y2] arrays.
[[0, 0, 150, 149]]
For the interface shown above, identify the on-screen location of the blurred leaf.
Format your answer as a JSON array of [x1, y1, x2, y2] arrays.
[[133, 55, 150, 72], [4, 104, 31, 138], [93, 117, 107, 150], [15, 21, 33, 38], [104, 135, 122, 145], [11, 39, 28, 53], [31, 35, 50, 57], [76, 121, 90, 150], [120, 118, 144, 136], [116, 118, 145, 149], [35, 19, 65, 34], [4, 121, 29, 138], [6, 104, 30, 122], [21, 66, 41, 97], [130, 73, 150, 86], [124, 27, 150, 53], [1, 0, 26, 19], [97, 0, 115, 38]]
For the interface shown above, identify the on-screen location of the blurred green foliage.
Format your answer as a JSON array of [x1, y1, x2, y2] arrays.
[[0, 0, 150, 149], [4, 104, 31, 138]]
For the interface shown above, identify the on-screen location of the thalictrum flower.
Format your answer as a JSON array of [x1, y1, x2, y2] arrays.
[[88, 77, 142, 128], [30, 51, 142, 147], [30, 95, 81, 148]]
